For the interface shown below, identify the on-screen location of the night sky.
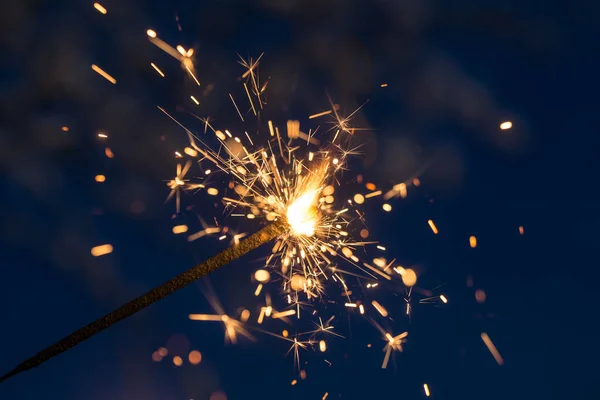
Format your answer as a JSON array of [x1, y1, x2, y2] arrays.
[[1, 1, 598, 399]]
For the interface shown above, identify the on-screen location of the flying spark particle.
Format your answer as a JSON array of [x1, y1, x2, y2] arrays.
[[481, 332, 504, 365], [190, 96, 199, 105], [424, 383, 431, 397], [254, 269, 270, 283], [500, 121, 513, 130], [365, 190, 382, 199], [428, 219, 439, 234], [93, 3, 107, 14], [173, 225, 188, 234], [519, 225, 524, 235], [372, 301, 389, 317], [188, 350, 202, 365], [104, 147, 114, 158], [207, 188, 219, 196], [319, 340, 326, 352], [150, 62, 165, 77], [401, 268, 417, 287], [380, 83, 388, 87], [291, 380, 297, 386], [382, 203, 392, 212], [91, 244, 113, 257], [309, 110, 332, 119], [469, 236, 477, 248], [61, 126, 69, 132], [353, 194, 365, 204], [146, 29, 157, 38], [475, 289, 486, 303], [91, 64, 116, 84], [94, 174, 106, 183], [173, 356, 183, 366], [97, 132, 107, 138], [440, 295, 448, 303]]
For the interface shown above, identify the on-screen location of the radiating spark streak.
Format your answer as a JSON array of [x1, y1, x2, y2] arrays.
[[371, 301, 388, 317], [481, 333, 504, 365], [243, 83, 257, 115], [362, 263, 392, 281], [364, 190, 382, 199], [91, 64, 116, 84], [229, 94, 244, 121], [186, 66, 200, 86], [150, 62, 165, 77], [380, 83, 388, 87], [190, 96, 199, 105], [440, 294, 448, 303], [187, 227, 220, 242], [309, 110, 332, 119], [272, 309, 296, 319], [93, 3, 107, 14], [428, 219, 439, 234]]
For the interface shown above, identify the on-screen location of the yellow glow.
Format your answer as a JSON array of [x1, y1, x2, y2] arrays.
[[91, 64, 116, 84], [469, 235, 477, 248], [172, 225, 188, 234], [500, 121, 513, 130], [290, 274, 306, 291], [319, 340, 327, 352], [91, 244, 113, 257], [93, 3, 107, 14], [286, 189, 319, 237], [254, 269, 270, 283], [401, 268, 417, 286], [428, 219, 439, 234], [424, 383, 430, 397]]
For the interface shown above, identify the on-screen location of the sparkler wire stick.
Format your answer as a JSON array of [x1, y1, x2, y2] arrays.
[[0, 220, 286, 384]]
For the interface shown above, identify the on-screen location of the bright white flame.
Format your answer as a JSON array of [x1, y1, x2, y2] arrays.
[[286, 189, 319, 237]]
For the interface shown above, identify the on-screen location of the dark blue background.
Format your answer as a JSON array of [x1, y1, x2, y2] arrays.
[[1, 1, 597, 399]]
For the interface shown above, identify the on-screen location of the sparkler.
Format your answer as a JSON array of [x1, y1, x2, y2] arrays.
[[2, 13, 510, 393]]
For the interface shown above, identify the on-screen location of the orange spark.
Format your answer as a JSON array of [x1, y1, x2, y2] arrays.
[[428, 219, 439, 234], [93, 3, 107, 14], [91, 64, 116, 84]]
